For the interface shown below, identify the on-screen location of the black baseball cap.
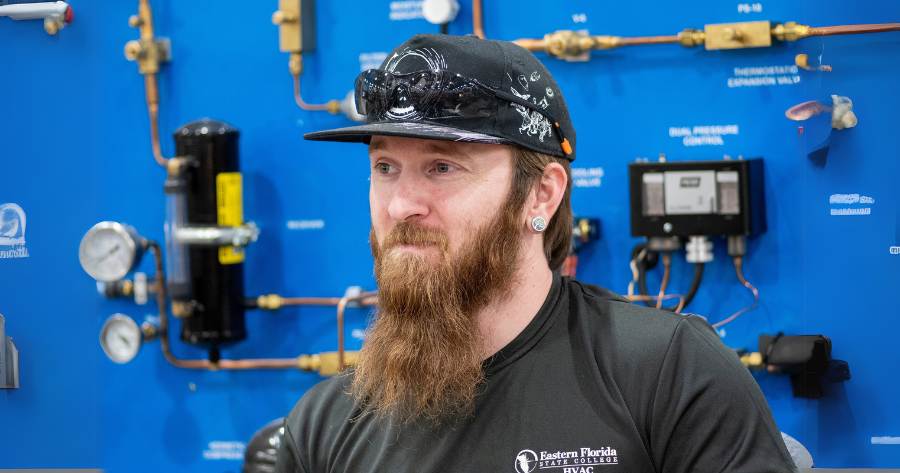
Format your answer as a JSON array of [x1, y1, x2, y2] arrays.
[[304, 34, 577, 161]]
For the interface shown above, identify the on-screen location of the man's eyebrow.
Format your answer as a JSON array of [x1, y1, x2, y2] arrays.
[[369, 139, 475, 163], [422, 141, 475, 162]]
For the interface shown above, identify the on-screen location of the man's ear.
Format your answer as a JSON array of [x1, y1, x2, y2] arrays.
[[527, 162, 567, 223]]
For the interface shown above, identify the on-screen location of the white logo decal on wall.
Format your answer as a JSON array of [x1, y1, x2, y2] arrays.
[[514, 446, 619, 471], [0, 203, 29, 259]]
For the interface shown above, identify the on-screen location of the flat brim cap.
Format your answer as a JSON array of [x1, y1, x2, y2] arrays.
[[304, 121, 511, 145], [302, 34, 576, 161]]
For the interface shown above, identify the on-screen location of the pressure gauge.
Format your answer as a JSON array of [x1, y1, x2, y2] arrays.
[[99, 314, 142, 364], [79, 221, 144, 282]]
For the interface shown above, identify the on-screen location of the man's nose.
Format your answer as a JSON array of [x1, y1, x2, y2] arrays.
[[387, 174, 430, 222]]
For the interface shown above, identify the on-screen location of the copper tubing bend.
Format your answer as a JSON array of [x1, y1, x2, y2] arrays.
[[336, 292, 378, 371], [149, 241, 310, 370], [472, 0, 485, 39]]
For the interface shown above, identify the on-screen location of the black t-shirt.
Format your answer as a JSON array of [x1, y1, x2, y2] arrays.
[[275, 275, 796, 473]]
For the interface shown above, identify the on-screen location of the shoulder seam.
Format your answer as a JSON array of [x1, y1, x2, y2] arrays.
[[284, 417, 312, 473]]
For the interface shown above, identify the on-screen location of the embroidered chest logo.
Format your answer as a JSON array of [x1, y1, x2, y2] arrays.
[[514, 447, 619, 472]]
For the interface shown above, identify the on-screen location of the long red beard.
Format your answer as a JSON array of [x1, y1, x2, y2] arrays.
[[352, 198, 523, 424]]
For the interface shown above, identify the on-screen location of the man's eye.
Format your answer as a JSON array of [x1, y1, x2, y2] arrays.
[[432, 162, 454, 174], [374, 162, 394, 174]]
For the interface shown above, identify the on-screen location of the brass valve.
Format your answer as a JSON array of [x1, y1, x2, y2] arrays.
[[298, 351, 360, 377], [543, 30, 595, 60], [772, 21, 812, 42], [124, 38, 170, 75], [124, 1, 171, 75]]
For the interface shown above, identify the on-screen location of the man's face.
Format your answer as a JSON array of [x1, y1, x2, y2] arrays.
[[354, 135, 525, 423], [368, 135, 516, 262]]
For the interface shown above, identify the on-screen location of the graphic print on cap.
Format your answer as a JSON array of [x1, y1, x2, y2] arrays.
[[508, 70, 554, 144], [382, 47, 448, 121]]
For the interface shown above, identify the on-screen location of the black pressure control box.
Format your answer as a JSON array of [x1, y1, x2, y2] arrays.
[[628, 158, 765, 238]]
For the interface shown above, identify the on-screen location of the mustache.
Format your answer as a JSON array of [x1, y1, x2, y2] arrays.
[[381, 221, 450, 252]]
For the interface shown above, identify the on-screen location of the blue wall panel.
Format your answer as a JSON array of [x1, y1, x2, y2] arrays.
[[1, 0, 898, 470]]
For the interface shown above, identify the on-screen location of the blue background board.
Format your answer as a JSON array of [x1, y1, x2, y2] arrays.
[[0, 0, 898, 470]]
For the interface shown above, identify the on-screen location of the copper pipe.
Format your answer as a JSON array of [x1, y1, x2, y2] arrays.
[[137, 0, 154, 42], [472, 0, 485, 39], [809, 23, 900, 37], [292, 73, 334, 111], [513, 34, 680, 54], [281, 296, 343, 306], [135, 0, 169, 168], [656, 252, 671, 309], [336, 292, 378, 370], [712, 256, 760, 329], [516, 22, 900, 56], [617, 35, 680, 46], [144, 74, 168, 168], [149, 241, 305, 370], [514, 38, 544, 52]]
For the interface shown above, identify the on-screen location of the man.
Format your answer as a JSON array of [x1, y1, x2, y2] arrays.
[[275, 34, 796, 473]]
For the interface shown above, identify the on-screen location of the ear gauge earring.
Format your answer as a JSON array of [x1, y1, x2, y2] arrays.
[[531, 216, 547, 233]]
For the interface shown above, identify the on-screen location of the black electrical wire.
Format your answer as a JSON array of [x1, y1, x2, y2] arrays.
[[633, 243, 656, 307], [633, 243, 704, 312], [678, 263, 704, 312]]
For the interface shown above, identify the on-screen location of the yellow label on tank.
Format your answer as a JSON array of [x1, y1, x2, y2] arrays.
[[216, 172, 245, 265]]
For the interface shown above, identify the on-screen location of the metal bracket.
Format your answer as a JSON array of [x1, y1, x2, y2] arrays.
[[174, 222, 260, 247], [343, 286, 364, 308], [0, 314, 20, 389]]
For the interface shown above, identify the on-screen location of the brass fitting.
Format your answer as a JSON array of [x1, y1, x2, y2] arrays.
[[288, 53, 303, 76], [772, 21, 812, 42], [740, 351, 764, 369], [141, 321, 159, 341], [543, 30, 595, 59], [166, 156, 190, 177], [592, 35, 623, 50], [677, 29, 706, 47], [298, 351, 360, 377], [325, 100, 341, 115], [170, 300, 194, 319], [256, 294, 284, 310]]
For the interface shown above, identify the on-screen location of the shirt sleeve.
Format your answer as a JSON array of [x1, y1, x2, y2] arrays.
[[648, 316, 797, 473], [274, 421, 310, 473]]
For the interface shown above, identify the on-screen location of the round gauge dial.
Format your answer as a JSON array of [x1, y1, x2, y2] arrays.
[[79, 221, 144, 282], [99, 314, 142, 364]]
